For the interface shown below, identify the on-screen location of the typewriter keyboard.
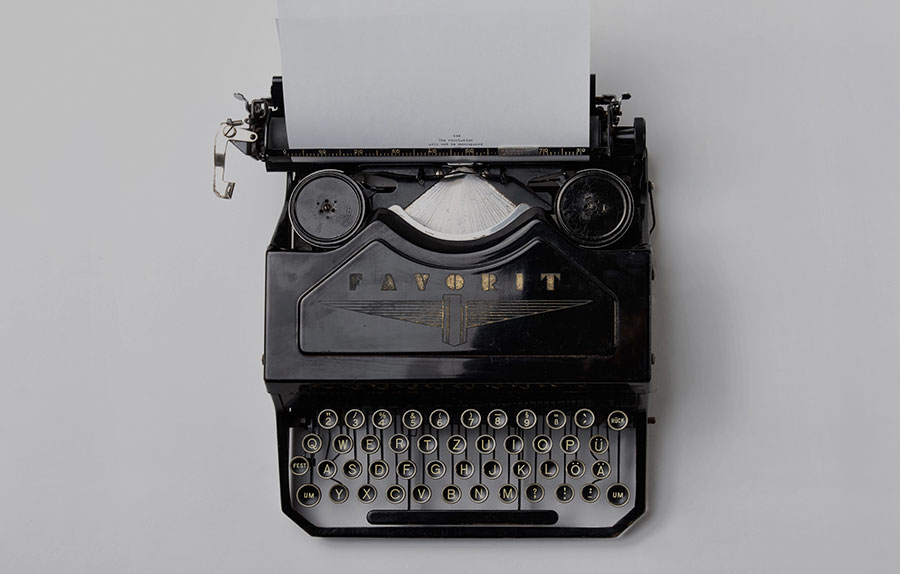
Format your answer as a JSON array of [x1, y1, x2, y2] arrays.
[[286, 406, 640, 531]]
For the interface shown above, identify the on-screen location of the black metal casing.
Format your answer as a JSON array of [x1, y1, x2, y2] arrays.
[[236, 76, 653, 537]]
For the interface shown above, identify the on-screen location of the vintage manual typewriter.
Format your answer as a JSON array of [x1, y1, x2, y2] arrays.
[[213, 75, 654, 537]]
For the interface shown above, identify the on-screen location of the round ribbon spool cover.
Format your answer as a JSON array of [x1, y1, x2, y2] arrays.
[[289, 170, 366, 247], [555, 169, 634, 248]]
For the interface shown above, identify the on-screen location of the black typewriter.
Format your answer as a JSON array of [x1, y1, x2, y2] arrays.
[[214, 75, 654, 537]]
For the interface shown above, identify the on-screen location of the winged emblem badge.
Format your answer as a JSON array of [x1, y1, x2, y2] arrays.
[[324, 295, 591, 346]]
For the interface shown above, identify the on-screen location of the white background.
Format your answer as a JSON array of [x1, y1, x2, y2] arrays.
[[1, 1, 898, 572]]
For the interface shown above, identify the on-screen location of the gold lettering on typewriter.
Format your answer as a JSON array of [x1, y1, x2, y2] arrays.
[[414, 273, 431, 291], [481, 273, 497, 291], [541, 273, 561, 291], [348, 271, 566, 292], [446, 274, 465, 291]]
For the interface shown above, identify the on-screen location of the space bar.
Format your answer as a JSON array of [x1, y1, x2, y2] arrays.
[[367, 510, 558, 525]]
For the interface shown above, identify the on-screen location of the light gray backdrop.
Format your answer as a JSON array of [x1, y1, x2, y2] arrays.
[[1, 1, 898, 572]]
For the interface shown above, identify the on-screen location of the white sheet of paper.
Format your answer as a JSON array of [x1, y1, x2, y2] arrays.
[[276, 0, 590, 149]]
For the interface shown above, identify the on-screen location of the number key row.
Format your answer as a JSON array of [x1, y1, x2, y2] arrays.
[[314, 408, 630, 431]]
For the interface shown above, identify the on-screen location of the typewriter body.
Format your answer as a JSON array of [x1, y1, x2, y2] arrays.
[[214, 75, 653, 537]]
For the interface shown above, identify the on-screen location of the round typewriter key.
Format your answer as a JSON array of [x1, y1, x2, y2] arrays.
[[296, 484, 321, 508], [426, 460, 446, 480], [487, 409, 508, 429], [301, 433, 322, 454], [386, 485, 406, 504], [332, 434, 353, 454], [574, 408, 595, 429], [329, 484, 349, 504], [343, 459, 363, 479], [475, 434, 495, 455], [533, 434, 552, 454], [592, 460, 611, 480], [461, 409, 481, 429], [389, 434, 409, 454], [455, 460, 475, 480], [555, 484, 575, 503], [607, 410, 628, 431], [417, 434, 438, 454], [555, 169, 635, 248], [469, 484, 489, 503], [289, 456, 309, 476], [317, 409, 338, 430], [396, 460, 417, 480], [372, 409, 392, 430], [560, 435, 580, 455], [288, 170, 366, 248], [442, 484, 462, 504], [483, 460, 503, 480], [360, 434, 380, 455], [590, 435, 609, 455], [344, 409, 365, 430], [317, 460, 337, 480], [429, 409, 450, 430], [581, 484, 600, 503], [607, 483, 630, 507], [546, 409, 566, 430], [369, 459, 389, 480], [499, 484, 518, 504], [525, 483, 544, 503], [512, 460, 532, 480], [446, 434, 467, 455], [516, 409, 537, 430], [504, 435, 524, 455], [358, 484, 377, 504], [539, 460, 559, 479], [402, 409, 423, 430], [566, 459, 586, 479], [412, 484, 432, 504]]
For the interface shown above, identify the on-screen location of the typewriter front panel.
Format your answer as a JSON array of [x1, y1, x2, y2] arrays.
[[298, 239, 617, 356], [265, 220, 650, 383]]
